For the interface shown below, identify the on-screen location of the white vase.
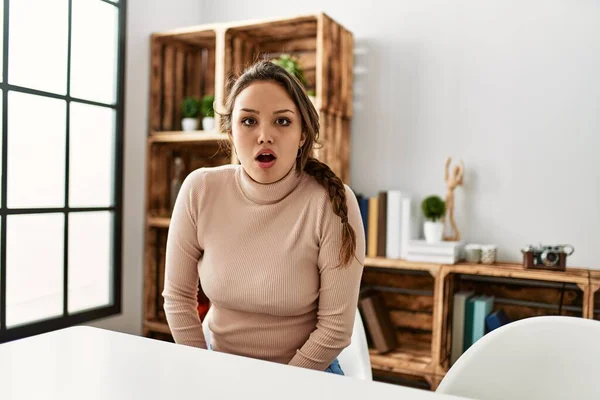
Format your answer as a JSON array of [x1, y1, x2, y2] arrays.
[[181, 118, 198, 132], [202, 116, 215, 131], [424, 221, 444, 243]]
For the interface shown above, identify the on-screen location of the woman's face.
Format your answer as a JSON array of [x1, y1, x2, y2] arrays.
[[231, 80, 305, 184]]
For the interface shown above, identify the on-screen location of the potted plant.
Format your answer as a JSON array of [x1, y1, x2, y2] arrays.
[[181, 96, 200, 131], [201, 94, 215, 131], [272, 54, 315, 105], [421, 195, 446, 243]]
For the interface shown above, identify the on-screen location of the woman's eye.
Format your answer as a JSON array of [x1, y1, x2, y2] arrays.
[[241, 117, 256, 126], [275, 118, 291, 126]]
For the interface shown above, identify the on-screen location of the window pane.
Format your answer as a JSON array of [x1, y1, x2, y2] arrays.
[[69, 103, 115, 207], [9, 0, 68, 94], [6, 214, 64, 328], [68, 211, 113, 313], [71, 0, 118, 104], [7, 92, 66, 208]]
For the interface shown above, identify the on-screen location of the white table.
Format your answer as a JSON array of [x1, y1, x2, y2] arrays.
[[0, 326, 469, 400]]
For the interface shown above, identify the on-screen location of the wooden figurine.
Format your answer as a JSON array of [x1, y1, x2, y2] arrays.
[[443, 157, 464, 241]]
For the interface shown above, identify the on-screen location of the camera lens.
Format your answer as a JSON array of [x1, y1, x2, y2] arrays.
[[541, 250, 558, 266]]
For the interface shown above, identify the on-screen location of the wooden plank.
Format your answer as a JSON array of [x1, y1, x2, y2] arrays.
[[184, 51, 194, 97], [202, 50, 215, 95], [380, 291, 434, 313], [243, 40, 254, 70], [144, 229, 158, 320], [330, 19, 341, 113], [390, 310, 433, 331], [233, 36, 244, 77], [361, 268, 435, 295], [260, 36, 317, 54], [174, 49, 185, 127], [186, 50, 201, 99], [341, 117, 350, 184], [366, 256, 440, 276], [149, 131, 227, 143], [214, 27, 226, 130], [224, 32, 234, 97], [162, 46, 175, 131], [149, 38, 163, 132], [342, 28, 354, 117], [455, 279, 584, 307], [445, 263, 589, 284], [318, 14, 332, 112], [148, 216, 171, 228]]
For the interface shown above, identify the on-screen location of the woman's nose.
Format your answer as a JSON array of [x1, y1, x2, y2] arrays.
[[257, 126, 274, 144]]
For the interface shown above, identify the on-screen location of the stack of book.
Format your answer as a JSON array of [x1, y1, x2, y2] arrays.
[[404, 239, 465, 264], [355, 190, 421, 259]]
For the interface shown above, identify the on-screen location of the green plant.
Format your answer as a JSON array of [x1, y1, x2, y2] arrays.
[[201, 94, 215, 118], [181, 96, 200, 118], [271, 54, 308, 87], [421, 195, 446, 222], [307, 89, 316, 97]]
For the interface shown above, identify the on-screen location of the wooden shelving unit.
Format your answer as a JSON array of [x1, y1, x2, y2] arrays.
[[361, 257, 595, 390], [143, 12, 355, 349]]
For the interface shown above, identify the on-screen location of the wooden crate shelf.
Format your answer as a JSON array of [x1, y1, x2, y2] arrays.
[[147, 217, 170, 229], [357, 258, 596, 390]]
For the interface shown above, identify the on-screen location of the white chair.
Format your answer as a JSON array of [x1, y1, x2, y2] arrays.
[[202, 307, 372, 380], [436, 316, 600, 400]]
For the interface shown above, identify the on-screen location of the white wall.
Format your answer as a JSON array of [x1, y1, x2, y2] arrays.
[[199, 1, 600, 268], [87, 0, 204, 334]]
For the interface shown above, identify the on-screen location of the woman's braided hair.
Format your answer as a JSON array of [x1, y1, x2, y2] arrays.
[[219, 60, 358, 267]]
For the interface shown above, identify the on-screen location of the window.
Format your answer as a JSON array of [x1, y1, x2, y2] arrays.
[[0, 0, 125, 342]]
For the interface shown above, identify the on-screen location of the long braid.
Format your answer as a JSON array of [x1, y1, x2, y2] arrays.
[[304, 157, 357, 267]]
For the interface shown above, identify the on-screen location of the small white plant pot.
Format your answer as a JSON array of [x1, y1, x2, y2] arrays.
[[181, 118, 198, 132], [202, 117, 215, 131], [424, 221, 444, 243]]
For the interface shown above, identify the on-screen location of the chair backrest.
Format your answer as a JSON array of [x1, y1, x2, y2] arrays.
[[202, 307, 372, 381], [337, 308, 373, 380], [436, 316, 600, 400]]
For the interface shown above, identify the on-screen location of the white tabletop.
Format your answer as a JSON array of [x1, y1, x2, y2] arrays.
[[0, 326, 469, 400]]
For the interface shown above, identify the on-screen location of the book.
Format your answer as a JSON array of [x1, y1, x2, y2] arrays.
[[376, 191, 387, 257], [470, 295, 494, 346], [450, 291, 474, 365], [400, 196, 421, 259], [485, 309, 510, 332], [356, 194, 369, 251], [367, 196, 379, 257], [385, 190, 404, 259], [407, 240, 464, 257], [359, 293, 397, 353]]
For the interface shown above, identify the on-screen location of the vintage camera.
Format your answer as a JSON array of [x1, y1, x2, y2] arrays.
[[521, 244, 575, 271]]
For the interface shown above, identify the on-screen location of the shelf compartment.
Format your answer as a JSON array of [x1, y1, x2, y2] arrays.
[[149, 30, 217, 133]]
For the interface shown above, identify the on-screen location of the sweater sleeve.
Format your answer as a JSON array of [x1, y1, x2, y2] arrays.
[[288, 185, 366, 371], [162, 170, 208, 349]]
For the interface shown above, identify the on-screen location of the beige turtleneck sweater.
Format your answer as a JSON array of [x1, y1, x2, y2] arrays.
[[162, 164, 365, 371]]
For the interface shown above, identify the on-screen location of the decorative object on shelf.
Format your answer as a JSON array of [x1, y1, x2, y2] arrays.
[[201, 94, 215, 131], [181, 96, 200, 131], [480, 245, 497, 264], [170, 156, 186, 211], [443, 157, 464, 241], [521, 244, 574, 271], [421, 195, 446, 243], [465, 244, 482, 263]]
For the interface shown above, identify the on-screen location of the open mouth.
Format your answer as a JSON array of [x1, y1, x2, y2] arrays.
[[255, 153, 276, 163]]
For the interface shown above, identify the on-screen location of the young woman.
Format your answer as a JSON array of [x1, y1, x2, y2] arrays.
[[163, 60, 365, 375]]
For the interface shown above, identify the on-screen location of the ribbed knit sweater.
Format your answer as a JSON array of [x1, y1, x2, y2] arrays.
[[162, 164, 365, 371]]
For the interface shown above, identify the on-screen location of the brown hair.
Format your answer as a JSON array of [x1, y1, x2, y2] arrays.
[[219, 60, 358, 267]]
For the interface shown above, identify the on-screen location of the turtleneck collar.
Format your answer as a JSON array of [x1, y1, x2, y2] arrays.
[[236, 164, 303, 205]]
